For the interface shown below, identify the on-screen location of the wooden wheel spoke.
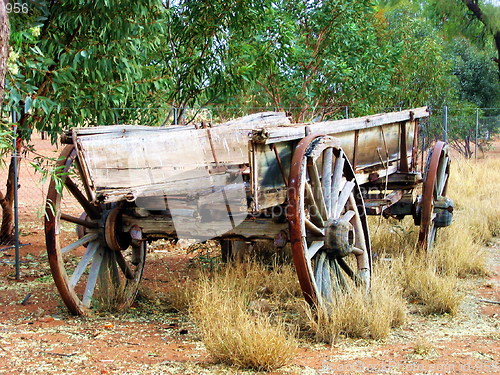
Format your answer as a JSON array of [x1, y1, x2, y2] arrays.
[[305, 183, 325, 227], [330, 154, 345, 217], [322, 148, 333, 216], [305, 218, 325, 237], [306, 241, 324, 260], [65, 177, 100, 219], [335, 181, 355, 218], [341, 210, 355, 223], [115, 250, 135, 280], [329, 259, 341, 293], [69, 241, 99, 288], [351, 246, 364, 256], [82, 247, 105, 307], [108, 251, 121, 287], [320, 258, 333, 302], [349, 194, 370, 269], [436, 156, 449, 196], [61, 213, 98, 228], [331, 258, 349, 293], [315, 252, 326, 299], [336, 257, 355, 280], [97, 251, 111, 295], [97, 251, 122, 302], [61, 233, 98, 254], [307, 158, 328, 220]]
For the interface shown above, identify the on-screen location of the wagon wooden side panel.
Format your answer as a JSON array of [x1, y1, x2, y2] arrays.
[[250, 107, 426, 210]]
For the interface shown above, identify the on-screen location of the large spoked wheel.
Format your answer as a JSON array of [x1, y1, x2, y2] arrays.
[[45, 145, 146, 316], [288, 135, 371, 307], [417, 141, 451, 251]]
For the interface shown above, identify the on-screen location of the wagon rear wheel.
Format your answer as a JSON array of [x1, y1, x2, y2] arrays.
[[417, 141, 452, 251], [287, 135, 371, 307], [45, 145, 146, 315]]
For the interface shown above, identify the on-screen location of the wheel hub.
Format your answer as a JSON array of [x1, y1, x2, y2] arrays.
[[433, 196, 454, 228], [325, 219, 355, 257], [104, 208, 131, 251]]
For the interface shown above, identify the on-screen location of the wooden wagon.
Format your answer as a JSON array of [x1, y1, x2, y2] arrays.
[[45, 107, 454, 315]]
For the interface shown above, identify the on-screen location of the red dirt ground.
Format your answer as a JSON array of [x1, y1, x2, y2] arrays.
[[0, 135, 498, 375]]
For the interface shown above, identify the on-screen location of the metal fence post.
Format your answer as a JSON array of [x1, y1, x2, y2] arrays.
[[475, 108, 479, 159], [345, 106, 349, 119], [442, 105, 448, 142], [12, 113, 20, 280]]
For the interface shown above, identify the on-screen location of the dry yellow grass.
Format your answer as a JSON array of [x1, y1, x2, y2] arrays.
[[368, 154, 498, 314], [413, 336, 435, 356], [190, 263, 298, 371], [301, 262, 406, 343], [369, 218, 461, 315], [369, 216, 418, 257], [432, 156, 500, 277], [390, 253, 461, 315]]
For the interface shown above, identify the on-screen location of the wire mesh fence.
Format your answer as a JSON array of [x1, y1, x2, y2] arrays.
[[4, 105, 499, 227], [426, 107, 500, 158]]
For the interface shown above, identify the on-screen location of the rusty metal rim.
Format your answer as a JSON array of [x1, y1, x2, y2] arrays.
[[45, 145, 89, 315], [287, 135, 320, 304], [417, 141, 448, 251]]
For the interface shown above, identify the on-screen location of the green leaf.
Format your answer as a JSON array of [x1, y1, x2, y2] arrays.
[[24, 96, 33, 112]]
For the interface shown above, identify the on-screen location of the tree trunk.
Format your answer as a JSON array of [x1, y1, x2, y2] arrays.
[[0, 1, 12, 244], [464, 135, 472, 159], [495, 31, 500, 80], [0, 154, 17, 244], [0, 0, 8, 102]]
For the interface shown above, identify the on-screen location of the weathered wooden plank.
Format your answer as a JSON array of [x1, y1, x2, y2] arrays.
[[252, 107, 428, 144], [122, 214, 288, 241], [74, 112, 291, 203], [71, 108, 425, 207], [99, 176, 244, 204]]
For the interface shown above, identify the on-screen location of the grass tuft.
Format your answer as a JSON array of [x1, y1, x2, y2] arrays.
[[390, 253, 461, 315], [190, 263, 297, 371], [301, 262, 406, 343]]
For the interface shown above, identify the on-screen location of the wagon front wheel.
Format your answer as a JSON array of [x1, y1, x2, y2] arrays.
[[417, 141, 453, 252], [287, 135, 372, 307], [45, 145, 146, 315]]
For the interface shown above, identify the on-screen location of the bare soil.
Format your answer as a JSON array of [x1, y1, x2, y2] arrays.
[[0, 135, 498, 375]]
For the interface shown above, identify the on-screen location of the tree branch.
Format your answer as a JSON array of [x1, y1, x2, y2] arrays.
[[462, 0, 500, 78]]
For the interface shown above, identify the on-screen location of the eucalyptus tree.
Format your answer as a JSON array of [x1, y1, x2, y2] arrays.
[[1, 0, 168, 243], [423, 0, 500, 79], [207, 0, 402, 121]]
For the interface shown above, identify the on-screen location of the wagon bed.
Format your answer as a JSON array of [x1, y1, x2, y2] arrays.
[[66, 107, 427, 205]]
